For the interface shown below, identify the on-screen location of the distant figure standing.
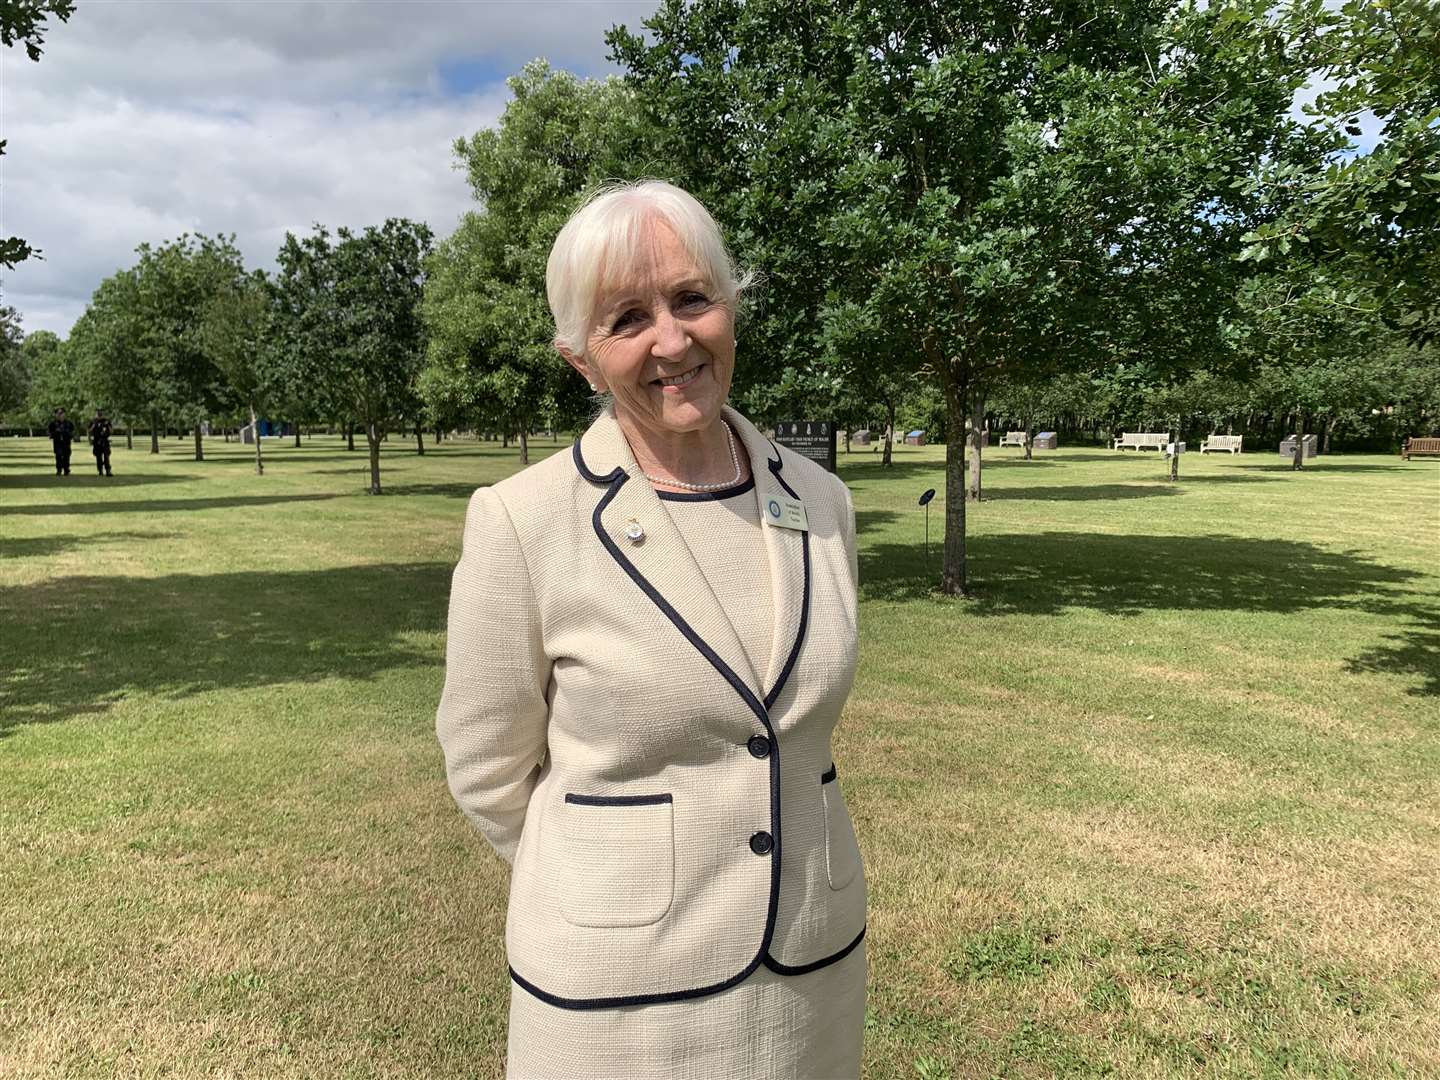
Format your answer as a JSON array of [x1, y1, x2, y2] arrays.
[[46, 408, 75, 476], [88, 410, 113, 476]]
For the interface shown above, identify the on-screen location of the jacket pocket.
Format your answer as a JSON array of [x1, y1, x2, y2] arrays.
[[821, 766, 861, 891], [559, 793, 675, 928]]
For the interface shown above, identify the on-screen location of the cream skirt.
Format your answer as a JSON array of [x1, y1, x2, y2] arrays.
[[506, 942, 866, 1079]]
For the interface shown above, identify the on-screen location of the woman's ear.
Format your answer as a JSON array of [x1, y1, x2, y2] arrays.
[[557, 344, 603, 393]]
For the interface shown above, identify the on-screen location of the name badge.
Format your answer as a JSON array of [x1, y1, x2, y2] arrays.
[[763, 495, 808, 531]]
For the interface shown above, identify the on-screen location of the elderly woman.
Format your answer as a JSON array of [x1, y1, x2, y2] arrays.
[[436, 180, 866, 1078]]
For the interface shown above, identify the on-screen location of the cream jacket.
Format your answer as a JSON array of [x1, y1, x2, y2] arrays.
[[436, 406, 866, 1009]]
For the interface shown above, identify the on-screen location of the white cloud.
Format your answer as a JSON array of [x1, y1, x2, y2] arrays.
[[1, 0, 661, 336]]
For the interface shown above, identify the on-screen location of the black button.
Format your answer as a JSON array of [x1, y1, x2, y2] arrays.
[[749, 831, 773, 855], [747, 735, 771, 759]]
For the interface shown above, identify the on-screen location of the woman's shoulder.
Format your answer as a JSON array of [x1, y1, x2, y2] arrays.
[[463, 441, 593, 535]]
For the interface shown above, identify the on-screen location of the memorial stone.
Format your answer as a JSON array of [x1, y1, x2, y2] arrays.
[[1279, 434, 1318, 459]]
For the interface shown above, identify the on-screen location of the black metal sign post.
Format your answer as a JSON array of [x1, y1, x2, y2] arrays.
[[918, 488, 936, 567], [774, 421, 837, 473]]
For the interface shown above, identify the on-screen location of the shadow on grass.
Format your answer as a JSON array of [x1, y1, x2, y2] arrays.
[[382, 482, 487, 499], [0, 562, 451, 733], [1345, 623, 1440, 698], [841, 458, 1058, 485], [861, 531, 1426, 615], [855, 510, 901, 536], [0, 472, 202, 490], [861, 530, 1440, 695], [0, 531, 180, 560], [1, 493, 348, 517], [1231, 462, 1410, 473], [986, 484, 1182, 502]]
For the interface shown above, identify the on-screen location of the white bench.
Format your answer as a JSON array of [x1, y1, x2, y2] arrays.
[[1113, 432, 1168, 451], [1200, 434, 1242, 454], [999, 431, 1026, 448]]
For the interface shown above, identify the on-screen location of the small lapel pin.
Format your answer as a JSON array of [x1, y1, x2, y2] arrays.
[[624, 518, 645, 543]]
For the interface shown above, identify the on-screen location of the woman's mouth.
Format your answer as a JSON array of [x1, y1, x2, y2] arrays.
[[653, 365, 704, 390]]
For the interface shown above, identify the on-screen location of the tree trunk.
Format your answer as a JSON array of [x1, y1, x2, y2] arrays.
[[193, 423, 204, 462], [347, 422, 356, 452], [967, 395, 984, 503], [1023, 415, 1034, 461], [1169, 418, 1181, 481], [224, 428, 230, 443], [366, 422, 382, 494], [250, 403, 264, 476], [1323, 415, 1336, 455], [942, 385, 969, 596], [882, 401, 895, 467], [436, 425, 444, 444], [519, 428, 530, 466], [1292, 410, 1306, 471], [294, 425, 301, 448], [125, 427, 133, 451], [150, 414, 160, 454], [416, 424, 425, 455], [502, 431, 509, 449]]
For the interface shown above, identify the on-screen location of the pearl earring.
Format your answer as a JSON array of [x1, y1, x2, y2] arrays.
[[589, 382, 598, 392]]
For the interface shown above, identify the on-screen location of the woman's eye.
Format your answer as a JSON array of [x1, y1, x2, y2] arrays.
[[612, 309, 644, 331], [677, 292, 710, 310]]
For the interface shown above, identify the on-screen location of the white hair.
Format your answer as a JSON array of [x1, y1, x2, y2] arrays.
[[546, 180, 752, 358]]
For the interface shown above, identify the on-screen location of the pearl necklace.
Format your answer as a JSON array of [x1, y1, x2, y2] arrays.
[[642, 421, 743, 492]]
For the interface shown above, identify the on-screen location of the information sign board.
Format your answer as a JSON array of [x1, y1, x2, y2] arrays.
[[775, 421, 837, 473]]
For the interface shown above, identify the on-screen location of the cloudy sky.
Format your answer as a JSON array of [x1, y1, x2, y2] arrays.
[[4, 3, 1380, 340], [2, 0, 661, 336]]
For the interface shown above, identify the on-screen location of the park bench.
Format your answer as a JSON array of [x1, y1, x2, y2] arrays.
[[1402, 437, 1440, 460], [1200, 434, 1243, 454], [1113, 432, 1168, 451], [999, 431, 1026, 448]]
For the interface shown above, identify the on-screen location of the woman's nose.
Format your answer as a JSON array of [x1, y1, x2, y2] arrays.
[[650, 309, 691, 359]]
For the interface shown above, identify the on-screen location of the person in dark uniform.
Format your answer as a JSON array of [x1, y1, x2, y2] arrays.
[[88, 409, 113, 476], [46, 407, 76, 476]]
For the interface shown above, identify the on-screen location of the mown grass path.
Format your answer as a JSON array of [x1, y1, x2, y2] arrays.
[[2, 435, 1437, 1078]]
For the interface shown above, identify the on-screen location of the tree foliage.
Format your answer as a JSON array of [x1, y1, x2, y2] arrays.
[[0, 296, 27, 418], [201, 268, 275, 474], [275, 219, 433, 493], [1, 0, 77, 267], [422, 62, 657, 463], [612, 0, 1322, 592], [1244, 0, 1440, 344]]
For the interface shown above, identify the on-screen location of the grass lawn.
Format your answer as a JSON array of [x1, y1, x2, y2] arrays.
[[2, 432, 1437, 1079]]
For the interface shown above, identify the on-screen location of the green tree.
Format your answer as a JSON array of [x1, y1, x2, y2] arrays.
[[1245, 0, 1440, 345], [0, 297, 27, 421], [275, 219, 433, 494], [127, 235, 241, 460], [423, 63, 654, 463], [1, 0, 76, 268], [613, 0, 1320, 593], [67, 269, 159, 450], [201, 268, 274, 475], [22, 328, 84, 427]]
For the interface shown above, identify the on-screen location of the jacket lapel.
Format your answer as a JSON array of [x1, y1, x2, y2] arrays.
[[576, 409, 765, 711], [728, 412, 811, 710]]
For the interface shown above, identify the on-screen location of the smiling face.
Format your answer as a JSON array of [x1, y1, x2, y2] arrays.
[[563, 219, 735, 440]]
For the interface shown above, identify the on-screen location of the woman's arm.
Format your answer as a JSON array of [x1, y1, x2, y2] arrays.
[[436, 486, 551, 864]]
